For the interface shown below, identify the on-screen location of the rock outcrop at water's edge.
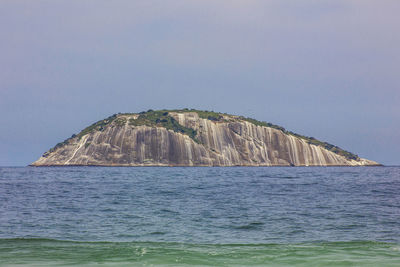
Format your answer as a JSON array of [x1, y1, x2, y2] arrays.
[[31, 110, 380, 166]]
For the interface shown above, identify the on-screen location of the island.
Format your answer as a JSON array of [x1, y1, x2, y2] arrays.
[[31, 109, 380, 166]]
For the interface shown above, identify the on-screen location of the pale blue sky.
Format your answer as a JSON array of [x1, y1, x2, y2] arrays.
[[0, 0, 399, 165]]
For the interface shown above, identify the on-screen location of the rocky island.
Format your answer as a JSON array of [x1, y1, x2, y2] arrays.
[[31, 109, 379, 166]]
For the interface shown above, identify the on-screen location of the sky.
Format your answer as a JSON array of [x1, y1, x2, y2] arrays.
[[0, 0, 399, 166]]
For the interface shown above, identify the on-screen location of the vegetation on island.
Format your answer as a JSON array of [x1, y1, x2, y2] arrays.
[[128, 110, 198, 142], [43, 114, 118, 157], [238, 115, 359, 160], [76, 114, 118, 140], [137, 108, 228, 122], [43, 108, 359, 161], [233, 116, 358, 160]]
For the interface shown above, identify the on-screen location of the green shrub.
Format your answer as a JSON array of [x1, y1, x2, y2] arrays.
[[128, 110, 199, 143], [114, 118, 127, 126], [76, 114, 118, 140]]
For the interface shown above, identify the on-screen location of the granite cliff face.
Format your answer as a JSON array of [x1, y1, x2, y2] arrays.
[[31, 110, 379, 166]]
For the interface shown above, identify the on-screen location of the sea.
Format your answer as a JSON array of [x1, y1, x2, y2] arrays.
[[0, 166, 399, 266]]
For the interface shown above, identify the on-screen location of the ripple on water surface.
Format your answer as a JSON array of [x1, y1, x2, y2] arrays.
[[0, 166, 400, 265]]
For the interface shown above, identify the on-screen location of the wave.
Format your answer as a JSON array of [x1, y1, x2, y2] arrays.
[[1, 238, 399, 266]]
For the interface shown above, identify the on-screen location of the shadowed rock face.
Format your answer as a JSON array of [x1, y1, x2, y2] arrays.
[[31, 112, 379, 166]]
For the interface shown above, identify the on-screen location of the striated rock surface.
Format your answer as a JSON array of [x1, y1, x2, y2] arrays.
[[31, 110, 380, 166]]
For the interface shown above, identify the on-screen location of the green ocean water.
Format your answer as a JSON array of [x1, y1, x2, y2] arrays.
[[1, 239, 399, 266], [1, 166, 400, 266]]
